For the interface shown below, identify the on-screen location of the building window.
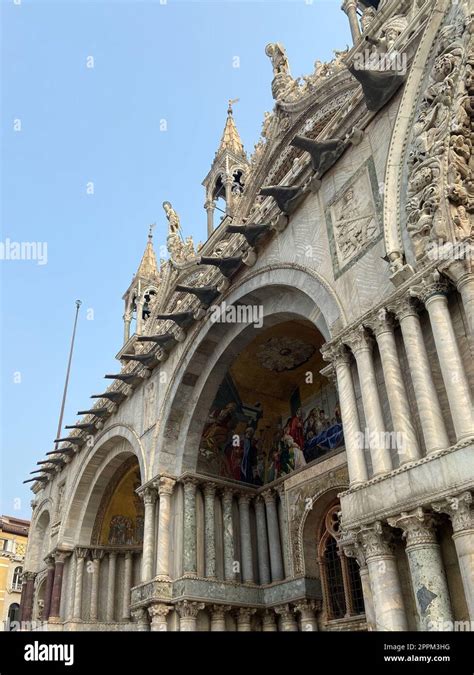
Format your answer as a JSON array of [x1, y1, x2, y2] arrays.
[[1, 538, 15, 553], [318, 503, 365, 621], [7, 603, 20, 631], [12, 566, 23, 591]]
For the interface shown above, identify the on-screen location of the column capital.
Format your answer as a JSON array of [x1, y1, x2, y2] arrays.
[[262, 489, 276, 505], [274, 603, 295, 621], [221, 486, 236, 502], [339, 531, 367, 569], [203, 482, 217, 498], [182, 477, 200, 493], [293, 599, 321, 616], [261, 609, 277, 626], [175, 600, 205, 618], [409, 272, 450, 305], [432, 492, 473, 533], [23, 571, 37, 582], [91, 549, 105, 561], [54, 550, 70, 564], [439, 255, 473, 288], [141, 486, 157, 505], [386, 295, 419, 321], [364, 308, 396, 338], [235, 607, 256, 622], [210, 604, 231, 619], [358, 522, 394, 559], [321, 341, 351, 367], [148, 603, 172, 619], [238, 492, 252, 506], [344, 325, 374, 355], [75, 547, 89, 560], [388, 508, 437, 547], [125, 550, 134, 561], [44, 555, 56, 569], [156, 476, 176, 496]]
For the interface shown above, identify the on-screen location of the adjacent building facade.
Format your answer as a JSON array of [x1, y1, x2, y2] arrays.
[[0, 516, 30, 631], [21, 0, 473, 632]]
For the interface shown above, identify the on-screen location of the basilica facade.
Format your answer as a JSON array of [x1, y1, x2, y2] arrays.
[[21, 0, 473, 632]]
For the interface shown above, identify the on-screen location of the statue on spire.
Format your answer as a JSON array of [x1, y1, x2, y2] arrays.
[[162, 201, 181, 235], [265, 42, 297, 101]]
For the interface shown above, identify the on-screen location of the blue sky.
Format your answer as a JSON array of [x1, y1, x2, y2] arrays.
[[0, 0, 350, 518]]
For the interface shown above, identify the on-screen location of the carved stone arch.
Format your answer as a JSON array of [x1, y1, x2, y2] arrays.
[[59, 426, 146, 546], [383, 0, 469, 271], [149, 264, 346, 476], [27, 503, 52, 570], [294, 482, 348, 576]]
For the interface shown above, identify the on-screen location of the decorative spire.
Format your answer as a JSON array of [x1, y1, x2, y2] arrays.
[[136, 224, 159, 280], [217, 98, 245, 157]]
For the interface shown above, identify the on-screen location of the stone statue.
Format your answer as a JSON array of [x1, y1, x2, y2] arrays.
[[162, 201, 181, 235], [265, 42, 290, 76]]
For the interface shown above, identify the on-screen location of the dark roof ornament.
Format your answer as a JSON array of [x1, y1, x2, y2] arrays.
[[348, 64, 405, 112], [259, 186, 305, 215]]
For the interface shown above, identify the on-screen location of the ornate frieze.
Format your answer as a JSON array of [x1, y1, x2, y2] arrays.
[[404, 4, 473, 260]]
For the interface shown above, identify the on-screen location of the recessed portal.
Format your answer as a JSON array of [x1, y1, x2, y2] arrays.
[[198, 320, 344, 484]]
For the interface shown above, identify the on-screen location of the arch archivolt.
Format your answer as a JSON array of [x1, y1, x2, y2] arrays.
[[150, 264, 345, 476], [59, 426, 144, 546]]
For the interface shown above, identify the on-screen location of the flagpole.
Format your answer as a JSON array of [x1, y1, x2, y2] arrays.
[[54, 299, 82, 445]]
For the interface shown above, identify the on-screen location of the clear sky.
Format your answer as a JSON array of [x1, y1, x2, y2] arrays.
[[0, 0, 350, 518]]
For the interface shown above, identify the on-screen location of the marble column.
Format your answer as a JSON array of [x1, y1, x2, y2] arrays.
[[131, 607, 149, 632], [342, 535, 376, 630], [156, 476, 176, 579], [342, 0, 361, 44], [141, 486, 157, 582], [433, 492, 474, 620], [275, 604, 298, 631], [204, 483, 217, 579], [183, 478, 199, 577], [411, 277, 473, 442], [440, 259, 474, 338], [72, 548, 88, 621], [176, 600, 204, 631], [42, 556, 55, 621], [294, 600, 319, 632], [261, 610, 278, 632], [210, 605, 230, 632], [224, 176, 233, 216], [49, 552, 68, 620], [106, 551, 117, 622], [359, 522, 408, 631], [123, 313, 132, 344], [388, 508, 453, 631], [390, 297, 449, 453], [90, 549, 104, 622], [254, 496, 271, 585], [345, 326, 392, 476], [263, 490, 284, 582], [235, 607, 256, 632], [122, 551, 133, 621], [277, 485, 292, 578], [205, 199, 215, 238], [222, 488, 236, 581], [148, 603, 172, 631], [238, 494, 254, 583], [367, 311, 421, 464], [322, 343, 367, 486], [21, 572, 36, 623]]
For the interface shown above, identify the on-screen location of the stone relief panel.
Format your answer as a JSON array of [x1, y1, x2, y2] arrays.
[[404, 4, 473, 260], [325, 157, 383, 278]]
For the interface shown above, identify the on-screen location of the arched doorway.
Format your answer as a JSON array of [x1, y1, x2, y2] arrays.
[[197, 319, 343, 485]]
